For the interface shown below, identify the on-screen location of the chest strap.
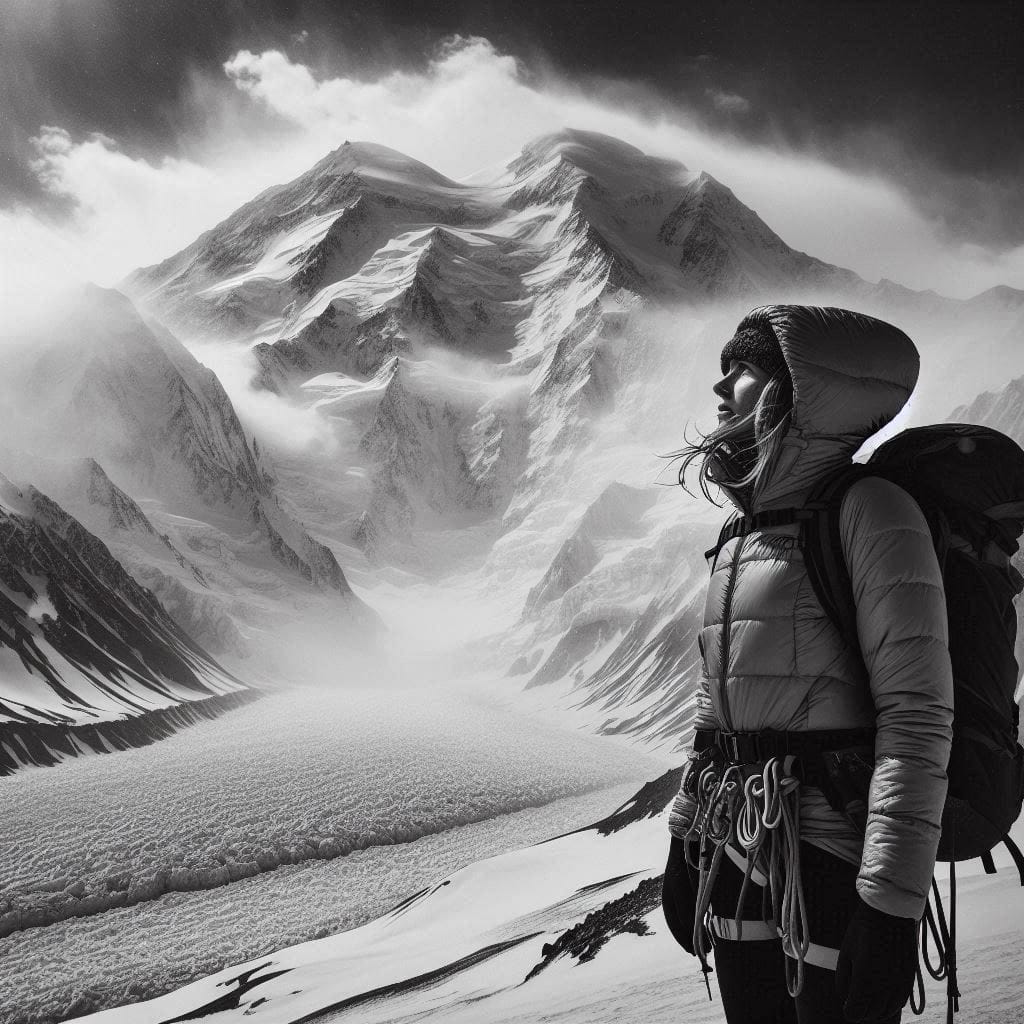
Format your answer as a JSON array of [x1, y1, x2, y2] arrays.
[[704, 506, 824, 564]]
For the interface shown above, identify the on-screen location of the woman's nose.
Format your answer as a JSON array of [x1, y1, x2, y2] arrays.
[[713, 375, 731, 400]]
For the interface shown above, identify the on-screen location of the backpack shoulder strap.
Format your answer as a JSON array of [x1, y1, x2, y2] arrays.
[[1003, 834, 1024, 886], [704, 506, 818, 570], [800, 464, 876, 653]]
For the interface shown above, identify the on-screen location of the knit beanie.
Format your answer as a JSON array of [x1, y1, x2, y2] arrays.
[[719, 321, 786, 378]]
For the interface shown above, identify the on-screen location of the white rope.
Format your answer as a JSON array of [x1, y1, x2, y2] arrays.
[[682, 753, 811, 997]]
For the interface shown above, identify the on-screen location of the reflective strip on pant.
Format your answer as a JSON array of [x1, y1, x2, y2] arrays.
[[724, 842, 768, 886], [710, 915, 779, 941], [710, 917, 841, 972], [794, 941, 840, 972]]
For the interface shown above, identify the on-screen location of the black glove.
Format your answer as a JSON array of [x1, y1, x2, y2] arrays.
[[661, 835, 700, 955], [836, 896, 918, 1022]]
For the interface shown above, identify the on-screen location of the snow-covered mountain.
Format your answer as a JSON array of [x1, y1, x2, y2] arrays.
[[126, 142, 500, 340], [119, 127, 1024, 755], [0, 472, 257, 774], [0, 285, 378, 668], [126, 130, 868, 574], [952, 366, 1024, 446]]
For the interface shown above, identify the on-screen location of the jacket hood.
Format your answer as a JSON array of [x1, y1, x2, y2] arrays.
[[730, 305, 920, 511]]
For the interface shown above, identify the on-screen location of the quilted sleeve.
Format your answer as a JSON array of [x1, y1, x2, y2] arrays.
[[668, 631, 716, 839], [839, 476, 954, 919], [693, 636, 717, 730]]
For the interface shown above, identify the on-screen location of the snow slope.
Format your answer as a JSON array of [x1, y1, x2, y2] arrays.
[[78, 768, 1024, 1024]]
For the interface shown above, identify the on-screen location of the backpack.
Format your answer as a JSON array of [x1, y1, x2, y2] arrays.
[[799, 422, 1024, 873]]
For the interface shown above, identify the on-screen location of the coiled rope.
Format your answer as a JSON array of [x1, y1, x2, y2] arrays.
[[679, 755, 810, 997]]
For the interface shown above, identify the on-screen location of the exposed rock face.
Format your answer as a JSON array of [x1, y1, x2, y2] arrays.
[[570, 585, 707, 750], [128, 567, 246, 656], [5, 286, 271, 507], [507, 484, 712, 752], [525, 875, 662, 980], [0, 450, 253, 656], [526, 615, 629, 689], [290, 195, 390, 297], [572, 766, 686, 837], [525, 533, 601, 618], [74, 458, 208, 582], [0, 475, 255, 758], [359, 361, 473, 513], [0, 690, 260, 777], [952, 374, 1024, 444], [656, 171, 860, 297]]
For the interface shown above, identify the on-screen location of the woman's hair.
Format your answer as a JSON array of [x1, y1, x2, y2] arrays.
[[671, 365, 794, 505]]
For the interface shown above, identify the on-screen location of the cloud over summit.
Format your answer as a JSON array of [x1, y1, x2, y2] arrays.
[[2, 33, 1022, 301]]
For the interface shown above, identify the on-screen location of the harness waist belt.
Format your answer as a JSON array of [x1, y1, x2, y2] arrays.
[[694, 727, 876, 788]]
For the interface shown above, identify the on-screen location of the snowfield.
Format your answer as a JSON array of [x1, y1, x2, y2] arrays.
[[0, 782, 643, 1024], [0, 685, 663, 1020], [68, 774, 1024, 1024]]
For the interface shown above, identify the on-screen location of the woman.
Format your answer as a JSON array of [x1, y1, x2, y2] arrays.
[[662, 305, 954, 1024]]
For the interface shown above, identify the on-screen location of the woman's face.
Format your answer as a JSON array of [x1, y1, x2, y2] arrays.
[[714, 359, 771, 424]]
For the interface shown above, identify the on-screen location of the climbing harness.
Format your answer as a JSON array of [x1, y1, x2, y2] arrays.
[[677, 729, 1024, 1020], [677, 741, 811, 998]]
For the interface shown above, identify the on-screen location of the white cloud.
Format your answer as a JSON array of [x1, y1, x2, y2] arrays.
[[221, 38, 549, 187], [185, 338, 341, 458], [1, 35, 1021, 304], [0, 204, 86, 339], [27, 126, 223, 273], [705, 87, 751, 114]]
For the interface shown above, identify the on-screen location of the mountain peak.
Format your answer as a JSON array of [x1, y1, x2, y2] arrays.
[[966, 283, 1024, 309], [316, 141, 460, 189], [691, 169, 724, 190], [0, 472, 28, 515], [507, 128, 688, 192], [514, 129, 649, 166]]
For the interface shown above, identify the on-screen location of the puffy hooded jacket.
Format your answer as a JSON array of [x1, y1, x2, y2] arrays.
[[679, 305, 954, 921]]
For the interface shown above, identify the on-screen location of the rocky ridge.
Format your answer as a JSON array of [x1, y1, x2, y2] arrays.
[[0, 473, 257, 770]]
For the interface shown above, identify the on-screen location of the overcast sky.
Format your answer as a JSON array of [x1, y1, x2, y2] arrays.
[[2, 0, 1022, 300]]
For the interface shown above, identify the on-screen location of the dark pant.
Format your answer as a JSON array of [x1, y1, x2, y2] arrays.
[[702, 841, 902, 1024]]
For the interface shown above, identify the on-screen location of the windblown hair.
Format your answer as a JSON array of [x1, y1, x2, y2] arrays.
[[672, 365, 795, 506]]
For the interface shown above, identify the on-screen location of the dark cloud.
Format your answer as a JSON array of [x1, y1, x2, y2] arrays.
[[2, 0, 1022, 248]]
